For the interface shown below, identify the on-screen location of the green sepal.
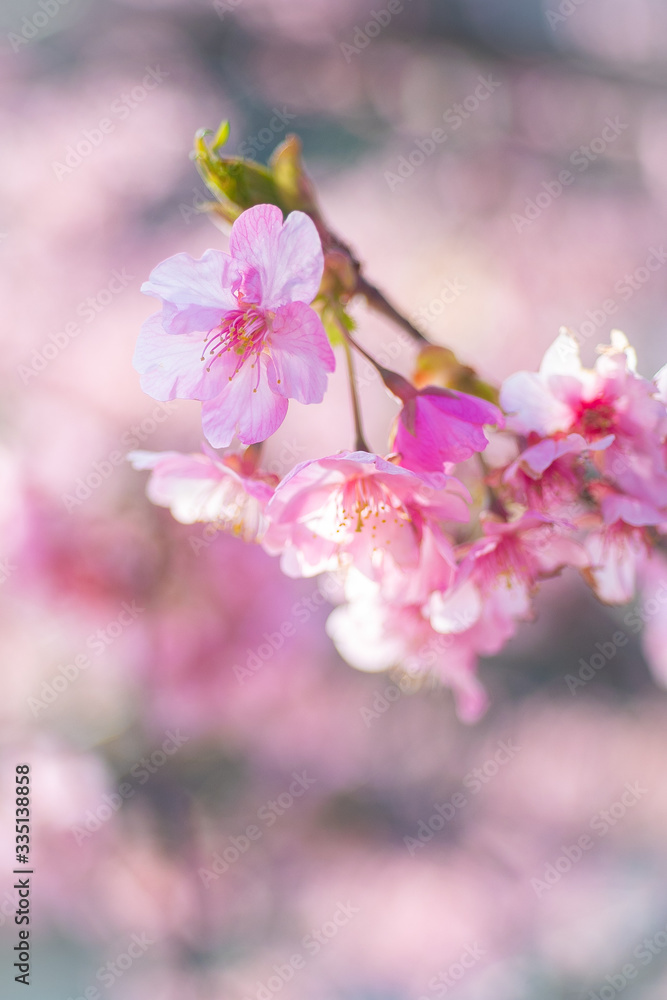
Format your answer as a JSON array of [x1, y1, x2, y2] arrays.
[[192, 124, 321, 224]]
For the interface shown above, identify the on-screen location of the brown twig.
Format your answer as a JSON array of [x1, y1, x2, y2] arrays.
[[355, 274, 429, 345]]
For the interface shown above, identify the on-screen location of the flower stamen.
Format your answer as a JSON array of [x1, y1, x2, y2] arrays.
[[202, 305, 270, 376]]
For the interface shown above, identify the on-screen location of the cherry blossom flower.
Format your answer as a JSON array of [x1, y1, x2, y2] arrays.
[[129, 447, 276, 542], [264, 451, 470, 580], [501, 329, 667, 513], [428, 513, 588, 650], [500, 329, 658, 438], [389, 382, 504, 473], [500, 329, 598, 438], [501, 432, 613, 518], [376, 523, 458, 607], [134, 204, 335, 447], [462, 513, 588, 591]]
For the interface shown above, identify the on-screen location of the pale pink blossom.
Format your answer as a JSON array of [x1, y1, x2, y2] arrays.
[[429, 513, 587, 651], [129, 447, 276, 542], [377, 523, 458, 607], [264, 451, 470, 580], [502, 432, 613, 517], [501, 329, 667, 511], [500, 329, 663, 443], [134, 204, 335, 447], [460, 513, 588, 592], [500, 329, 609, 438]]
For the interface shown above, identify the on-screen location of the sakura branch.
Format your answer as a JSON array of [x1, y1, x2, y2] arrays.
[[130, 124, 667, 721]]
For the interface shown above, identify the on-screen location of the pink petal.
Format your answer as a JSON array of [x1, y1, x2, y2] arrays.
[[229, 205, 323, 309], [539, 329, 583, 377], [142, 250, 236, 336], [201, 355, 288, 448], [654, 363, 667, 403], [394, 390, 502, 472], [601, 494, 664, 527], [472, 578, 533, 653], [428, 580, 482, 635], [325, 601, 404, 673], [425, 388, 503, 426], [585, 530, 643, 604], [267, 302, 334, 404], [157, 303, 225, 338], [449, 668, 489, 724], [500, 371, 573, 435], [142, 249, 236, 311], [129, 449, 272, 541], [129, 449, 226, 522], [133, 313, 229, 401], [278, 530, 339, 578]]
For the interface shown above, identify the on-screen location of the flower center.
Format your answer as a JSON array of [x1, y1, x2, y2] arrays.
[[574, 398, 616, 437], [337, 477, 410, 536], [201, 304, 269, 379]]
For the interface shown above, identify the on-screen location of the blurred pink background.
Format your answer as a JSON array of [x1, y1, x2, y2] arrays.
[[2, 0, 667, 997]]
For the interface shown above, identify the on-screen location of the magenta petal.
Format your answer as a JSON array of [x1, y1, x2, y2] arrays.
[[201, 355, 289, 448], [267, 302, 334, 404], [133, 313, 230, 402], [427, 389, 503, 426], [396, 390, 501, 471], [229, 205, 324, 309]]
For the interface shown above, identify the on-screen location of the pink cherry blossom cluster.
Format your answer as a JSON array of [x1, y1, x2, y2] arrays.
[[131, 203, 667, 720]]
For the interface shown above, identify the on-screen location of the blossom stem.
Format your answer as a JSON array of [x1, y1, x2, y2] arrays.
[[315, 218, 431, 347], [355, 274, 430, 345], [341, 331, 371, 453], [345, 332, 415, 401]]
